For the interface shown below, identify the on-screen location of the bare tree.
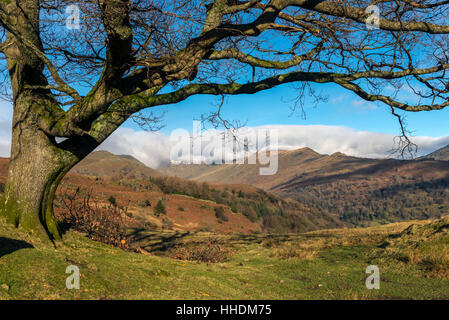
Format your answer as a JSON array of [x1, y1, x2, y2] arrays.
[[0, 0, 448, 241]]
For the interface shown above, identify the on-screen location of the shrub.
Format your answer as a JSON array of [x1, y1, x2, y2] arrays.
[[178, 206, 185, 211], [107, 195, 117, 207], [214, 206, 228, 222], [162, 216, 174, 230], [154, 199, 166, 216], [55, 187, 131, 250], [242, 207, 258, 222], [0, 182, 4, 193], [139, 199, 152, 207]]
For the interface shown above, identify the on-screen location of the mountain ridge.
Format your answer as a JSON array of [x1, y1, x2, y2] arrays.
[[162, 146, 449, 227], [419, 144, 449, 161]]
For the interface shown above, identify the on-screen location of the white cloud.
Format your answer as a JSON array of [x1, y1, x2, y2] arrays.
[[0, 120, 11, 157], [330, 94, 346, 104], [260, 125, 449, 159], [97, 127, 172, 169]]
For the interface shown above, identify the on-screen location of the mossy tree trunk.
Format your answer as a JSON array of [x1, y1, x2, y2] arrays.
[[0, 96, 78, 241], [0, 0, 123, 242], [0, 0, 79, 242]]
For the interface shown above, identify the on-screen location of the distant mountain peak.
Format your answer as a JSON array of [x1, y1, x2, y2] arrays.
[[329, 152, 347, 157], [281, 147, 321, 157], [72, 150, 161, 179], [421, 144, 449, 161], [118, 154, 139, 161]]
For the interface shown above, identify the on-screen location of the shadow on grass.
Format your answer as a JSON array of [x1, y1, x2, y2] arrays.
[[127, 229, 300, 254], [127, 229, 191, 253], [0, 237, 34, 258]]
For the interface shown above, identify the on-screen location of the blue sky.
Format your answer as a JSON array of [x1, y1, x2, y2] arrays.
[[124, 82, 449, 138]]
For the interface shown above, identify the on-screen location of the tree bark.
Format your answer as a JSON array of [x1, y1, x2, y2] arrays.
[[0, 96, 77, 242], [0, 1, 81, 242]]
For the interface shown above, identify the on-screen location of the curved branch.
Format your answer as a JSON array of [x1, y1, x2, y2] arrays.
[[335, 79, 449, 112], [206, 42, 324, 69], [285, 0, 449, 34], [89, 62, 449, 140]]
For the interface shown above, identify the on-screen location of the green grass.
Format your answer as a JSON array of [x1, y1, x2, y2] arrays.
[[0, 216, 448, 300]]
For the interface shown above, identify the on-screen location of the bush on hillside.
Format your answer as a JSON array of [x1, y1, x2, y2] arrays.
[[214, 206, 228, 222], [139, 199, 152, 207], [154, 199, 166, 216], [107, 195, 117, 207]]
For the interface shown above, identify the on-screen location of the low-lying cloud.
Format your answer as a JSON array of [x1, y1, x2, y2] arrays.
[[1, 119, 448, 168], [262, 125, 449, 159], [98, 125, 449, 169], [98, 128, 172, 169]]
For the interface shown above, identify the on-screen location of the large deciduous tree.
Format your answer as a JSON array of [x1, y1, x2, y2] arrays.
[[0, 0, 448, 241]]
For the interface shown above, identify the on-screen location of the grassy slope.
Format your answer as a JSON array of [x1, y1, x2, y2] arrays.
[[0, 216, 448, 300]]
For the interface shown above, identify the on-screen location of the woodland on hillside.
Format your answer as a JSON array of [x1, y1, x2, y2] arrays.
[[287, 176, 449, 226], [133, 175, 342, 233]]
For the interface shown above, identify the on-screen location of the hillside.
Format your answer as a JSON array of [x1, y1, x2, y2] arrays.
[[71, 150, 162, 179], [161, 148, 326, 190], [1, 151, 448, 300], [0, 215, 448, 299], [420, 144, 449, 161], [0, 151, 343, 235], [163, 148, 449, 226]]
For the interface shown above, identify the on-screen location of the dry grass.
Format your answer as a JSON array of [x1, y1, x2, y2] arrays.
[[381, 216, 449, 278], [1, 214, 449, 299], [170, 239, 233, 263], [406, 248, 423, 265], [424, 244, 449, 277], [273, 244, 318, 260], [265, 225, 397, 259], [396, 245, 449, 277]]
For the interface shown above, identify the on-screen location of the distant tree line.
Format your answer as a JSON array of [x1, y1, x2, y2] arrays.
[[288, 177, 449, 226]]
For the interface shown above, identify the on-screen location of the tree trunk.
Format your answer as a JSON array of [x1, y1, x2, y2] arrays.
[[0, 99, 76, 242], [0, 0, 90, 243]]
